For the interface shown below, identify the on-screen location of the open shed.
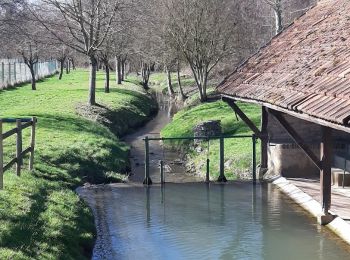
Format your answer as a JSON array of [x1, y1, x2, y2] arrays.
[[217, 0, 350, 222]]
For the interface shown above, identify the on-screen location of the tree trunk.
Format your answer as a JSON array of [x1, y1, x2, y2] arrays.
[[29, 64, 36, 90], [71, 59, 76, 70], [104, 62, 110, 93], [117, 57, 122, 84], [177, 61, 186, 100], [66, 60, 69, 74], [201, 73, 209, 102], [121, 59, 125, 81], [274, 8, 283, 34], [166, 67, 175, 96], [89, 56, 97, 106], [59, 59, 64, 80], [141, 62, 150, 90]]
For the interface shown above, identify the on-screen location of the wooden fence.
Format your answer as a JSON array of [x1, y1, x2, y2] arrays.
[[0, 117, 37, 189]]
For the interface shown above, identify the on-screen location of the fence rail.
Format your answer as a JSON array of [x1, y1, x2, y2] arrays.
[[0, 117, 37, 189], [143, 134, 257, 185], [0, 59, 58, 89]]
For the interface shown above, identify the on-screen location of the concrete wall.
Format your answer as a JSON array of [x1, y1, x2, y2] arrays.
[[266, 111, 350, 178]]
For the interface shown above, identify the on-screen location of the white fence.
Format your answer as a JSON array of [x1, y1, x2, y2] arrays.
[[0, 59, 58, 89]]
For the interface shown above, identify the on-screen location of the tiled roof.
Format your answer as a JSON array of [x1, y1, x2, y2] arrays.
[[217, 0, 350, 126]]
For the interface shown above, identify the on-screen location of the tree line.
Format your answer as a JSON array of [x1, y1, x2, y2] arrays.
[[0, 0, 314, 105]]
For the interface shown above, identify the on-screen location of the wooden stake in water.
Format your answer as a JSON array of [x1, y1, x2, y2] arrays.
[[143, 136, 152, 185], [160, 160, 164, 184], [206, 159, 210, 183], [218, 136, 227, 182]]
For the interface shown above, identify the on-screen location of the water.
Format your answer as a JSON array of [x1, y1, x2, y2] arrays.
[[78, 93, 350, 259], [124, 92, 200, 183], [78, 183, 350, 259]]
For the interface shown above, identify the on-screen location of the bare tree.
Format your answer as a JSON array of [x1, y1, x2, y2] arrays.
[[0, 1, 43, 90], [34, 0, 121, 105], [164, 0, 237, 102], [263, 0, 283, 34]]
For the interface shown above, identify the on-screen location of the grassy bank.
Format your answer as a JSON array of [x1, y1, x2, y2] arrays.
[[0, 70, 157, 259], [161, 92, 261, 180]]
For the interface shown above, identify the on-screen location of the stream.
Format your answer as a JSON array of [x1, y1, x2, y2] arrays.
[[77, 93, 350, 259], [124, 92, 200, 184]]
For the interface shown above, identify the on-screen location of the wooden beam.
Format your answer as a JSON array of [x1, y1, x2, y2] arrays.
[[320, 126, 332, 214], [261, 106, 268, 168], [223, 97, 262, 137], [221, 94, 350, 135], [269, 109, 322, 170]]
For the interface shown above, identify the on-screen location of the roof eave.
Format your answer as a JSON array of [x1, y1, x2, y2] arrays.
[[221, 94, 350, 134]]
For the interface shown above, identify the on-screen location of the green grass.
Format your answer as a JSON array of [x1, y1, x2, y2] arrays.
[[0, 70, 157, 259], [161, 100, 261, 180]]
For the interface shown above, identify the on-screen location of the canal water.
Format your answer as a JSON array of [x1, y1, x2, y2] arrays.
[[78, 93, 350, 259], [78, 183, 350, 259], [124, 93, 200, 183]]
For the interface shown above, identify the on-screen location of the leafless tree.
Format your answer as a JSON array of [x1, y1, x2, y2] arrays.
[[164, 0, 237, 102], [33, 0, 121, 105], [0, 2, 44, 90], [262, 0, 283, 34]]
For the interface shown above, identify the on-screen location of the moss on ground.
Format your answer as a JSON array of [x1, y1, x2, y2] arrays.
[[0, 70, 156, 259]]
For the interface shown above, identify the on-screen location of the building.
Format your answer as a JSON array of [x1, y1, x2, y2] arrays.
[[217, 0, 350, 223]]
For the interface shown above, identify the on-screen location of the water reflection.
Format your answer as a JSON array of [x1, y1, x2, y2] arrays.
[[78, 183, 350, 260]]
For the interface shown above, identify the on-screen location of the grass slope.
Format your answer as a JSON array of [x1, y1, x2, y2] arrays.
[[0, 70, 156, 259], [161, 100, 261, 180]]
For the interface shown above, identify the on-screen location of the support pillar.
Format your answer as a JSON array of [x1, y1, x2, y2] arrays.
[[260, 106, 268, 169], [318, 126, 335, 225], [320, 126, 332, 215]]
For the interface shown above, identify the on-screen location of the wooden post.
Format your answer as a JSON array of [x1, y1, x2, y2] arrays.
[[218, 137, 227, 182], [252, 135, 257, 183], [261, 106, 268, 169], [29, 117, 36, 170], [143, 136, 152, 185], [160, 160, 164, 184], [0, 119, 3, 189], [320, 126, 332, 215], [16, 119, 22, 176], [206, 158, 210, 183]]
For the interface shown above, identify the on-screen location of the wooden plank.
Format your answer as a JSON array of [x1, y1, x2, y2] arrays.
[[29, 117, 36, 170], [269, 109, 322, 170], [0, 119, 3, 189], [223, 97, 263, 137], [221, 94, 350, 134], [320, 126, 332, 214], [3, 158, 17, 172], [1, 118, 32, 123], [21, 121, 32, 130], [261, 106, 268, 168], [21, 147, 32, 157], [16, 119, 22, 176], [2, 128, 18, 140]]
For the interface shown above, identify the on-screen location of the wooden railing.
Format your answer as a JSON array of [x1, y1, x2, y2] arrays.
[[0, 117, 37, 189]]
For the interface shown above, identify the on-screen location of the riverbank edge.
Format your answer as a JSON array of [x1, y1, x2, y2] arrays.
[[0, 71, 159, 259], [271, 176, 350, 246]]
